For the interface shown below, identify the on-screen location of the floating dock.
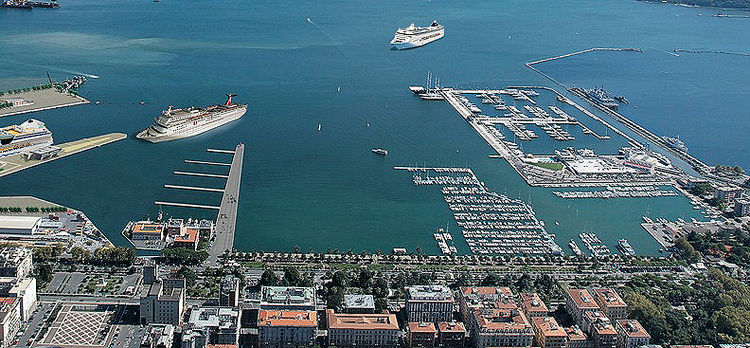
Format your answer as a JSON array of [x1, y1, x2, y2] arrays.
[[0, 133, 127, 178]]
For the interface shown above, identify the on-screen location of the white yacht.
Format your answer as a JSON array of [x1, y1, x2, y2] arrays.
[[136, 94, 247, 143], [390, 21, 444, 49]]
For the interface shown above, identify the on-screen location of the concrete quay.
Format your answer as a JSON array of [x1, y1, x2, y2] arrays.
[[0, 88, 89, 118], [0, 133, 127, 178]]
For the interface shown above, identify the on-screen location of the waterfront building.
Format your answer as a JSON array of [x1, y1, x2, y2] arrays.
[[257, 309, 317, 348], [343, 294, 375, 313], [0, 247, 32, 279], [219, 275, 240, 307], [326, 309, 399, 347], [259, 286, 316, 310], [408, 321, 437, 347], [592, 288, 627, 321], [0, 298, 20, 348], [532, 317, 567, 348], [437, 321, 466, 347], [470, 308, 533, 347], [734, 197, 750, 217], [583, 312, 617, 348], [140, 278, 186, 325], [406, 285, 455, 322], [565, 326, 592, 348], [519, 292, 548, 319], [566, 289, 600, 326], [184, 306, 241, 346], [140, 324, 174, 348], [714, 186, 744, 204], [166, 218, 184, 235], [132, 222, 165, 241], [615, 320, 650, 348], [0, 216, 41, 235], [459, 286, 514, 322], [173, 226, 199, 250]]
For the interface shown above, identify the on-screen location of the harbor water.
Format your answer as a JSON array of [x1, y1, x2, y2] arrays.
[[1, 0, 748, 255]]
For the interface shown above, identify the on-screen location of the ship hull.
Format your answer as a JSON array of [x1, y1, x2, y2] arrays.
[[391, 29, 444, 50], [136, 105, 246, 143]]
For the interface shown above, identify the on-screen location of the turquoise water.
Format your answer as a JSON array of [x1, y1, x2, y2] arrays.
[[1, 0, 747, 255]]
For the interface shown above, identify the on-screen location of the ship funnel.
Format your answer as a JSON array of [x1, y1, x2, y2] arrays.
[[225, 93, 237, 106]]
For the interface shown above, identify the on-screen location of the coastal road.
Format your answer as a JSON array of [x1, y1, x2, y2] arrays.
[[206, 143, 244, 267]]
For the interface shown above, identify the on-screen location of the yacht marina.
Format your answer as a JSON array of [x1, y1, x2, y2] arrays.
[[395, 166, 562, 255], [553, 186, 678, 199], [579, 232, 612, 257]]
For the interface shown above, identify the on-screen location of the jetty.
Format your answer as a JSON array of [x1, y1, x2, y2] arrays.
[[0, 133, 126, 178], [155, 144, 245, 266], [0, 88, 88, 118]]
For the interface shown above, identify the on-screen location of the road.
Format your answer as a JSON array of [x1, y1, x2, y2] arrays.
[[207, 143, 244, 266]]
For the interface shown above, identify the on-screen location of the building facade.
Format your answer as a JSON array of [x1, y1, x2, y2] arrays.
[[0, 298, 20, 348], [615, 320, 650, 348], [326, 310, 399, 347], [406, 285, 454, 322], [566, 289, 600, 326], [592, 288, 627, 322], [408, 321, 437, 347], [140, 279, 186, 325], [0, 247, 32, 279], [257, 309, 317, 348], [437, 321, 466, 348], [532, 317, 567, 348]]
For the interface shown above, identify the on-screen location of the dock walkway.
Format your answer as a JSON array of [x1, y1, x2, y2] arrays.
[[207, 144, 244, 266]]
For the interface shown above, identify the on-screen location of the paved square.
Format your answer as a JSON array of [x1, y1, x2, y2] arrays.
[[40, 304, 115, 348]]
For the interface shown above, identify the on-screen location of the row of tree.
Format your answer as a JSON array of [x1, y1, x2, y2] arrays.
[[70, 247, 137, 266], [161, 247, 208, 265], [24, 206, 67, 213], [0, 83, 53, 96]]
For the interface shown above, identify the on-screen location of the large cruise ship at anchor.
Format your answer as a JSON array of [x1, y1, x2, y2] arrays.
[[390, 21, 444, 50], [136, 94, 247, 143], [0, 119, 53, 158]]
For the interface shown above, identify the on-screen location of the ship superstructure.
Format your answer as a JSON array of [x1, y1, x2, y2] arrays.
[[136, 94, 247, 143], [390, 21, 444, 50], [0, 119, 54, 157]]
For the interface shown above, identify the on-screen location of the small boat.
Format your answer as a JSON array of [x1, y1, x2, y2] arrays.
[[554, 221, 560, 226], [317, 123, 321, 131], [371, 148, 388, 156]]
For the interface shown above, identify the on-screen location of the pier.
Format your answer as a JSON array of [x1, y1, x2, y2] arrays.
[[206, 148, 236, 154], [163, 185, 225, 193], [173, 171, 229, 179], [207, 144, 244, 266], [0, 133, 127, 178], [153, 202, 221, 210], [184, 159, 231, 166], [0, 88, 89, 118]]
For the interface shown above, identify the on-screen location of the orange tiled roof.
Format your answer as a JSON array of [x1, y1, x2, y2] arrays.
[[174, 227, 199, 244], [593, 288, 626, 308], [438, 321, 466, 333], [520, 293, 549, 313], [258, 310, 317, 327], [616, 320, 650, 339], [326, 310, 398, 330], [409, 322, 437, 333], [567, 289, 599, 309], [532, 317, 567, 338], [461, 286, 514, 296]]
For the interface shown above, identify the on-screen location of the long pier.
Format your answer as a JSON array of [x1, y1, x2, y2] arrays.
[[207, 144, 245, 266], [154, 202, 221, 210], [207, 148, 236, 154], [163, 185, 225, 193], [173, 171, 229, 179], [184, 159, 231, 166]]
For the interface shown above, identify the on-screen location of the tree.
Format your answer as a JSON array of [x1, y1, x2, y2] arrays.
[[177, 267, 197, 288], [331, 271, 349, 288], [283, 266, 302, 286], [259, 269, 279, 286], [375, 298, 388, 312]]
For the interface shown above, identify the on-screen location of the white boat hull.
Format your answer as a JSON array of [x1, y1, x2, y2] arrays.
[[136, 105, 246, 143]]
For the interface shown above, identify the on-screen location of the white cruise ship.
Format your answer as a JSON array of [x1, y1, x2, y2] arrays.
[[0, 119, 53, 157], [136, 94, 247, 143], [390, 21, 444, 50]]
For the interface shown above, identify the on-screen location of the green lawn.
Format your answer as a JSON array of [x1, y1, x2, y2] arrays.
[[531, 162, 563, 171]]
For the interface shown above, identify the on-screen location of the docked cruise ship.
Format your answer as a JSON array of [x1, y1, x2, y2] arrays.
[[0, 119, 53, 157], [136, 94, 247, 143], [390, 21, 444, 50]]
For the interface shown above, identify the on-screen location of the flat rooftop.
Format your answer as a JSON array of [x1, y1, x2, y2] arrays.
[[327, 310, 398, 331], [406, 285, 453, 302]]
